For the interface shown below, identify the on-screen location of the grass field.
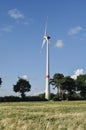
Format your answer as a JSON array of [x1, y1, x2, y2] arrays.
[[0, 101, 86, 130]]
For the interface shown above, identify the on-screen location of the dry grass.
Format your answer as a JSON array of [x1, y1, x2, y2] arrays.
[[0, 101, 86, 130]]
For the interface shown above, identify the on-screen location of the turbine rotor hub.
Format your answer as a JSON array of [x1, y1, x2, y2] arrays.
[[44, 35, 51, 40]]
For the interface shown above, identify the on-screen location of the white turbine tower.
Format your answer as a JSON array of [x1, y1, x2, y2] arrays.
[[41, 21, 51, 100]]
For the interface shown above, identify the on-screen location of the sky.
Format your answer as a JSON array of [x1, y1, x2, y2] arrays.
[[0, 0, 86, 96]]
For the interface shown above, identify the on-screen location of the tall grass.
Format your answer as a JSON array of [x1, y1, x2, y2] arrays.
[[0, 101, 86, 130]]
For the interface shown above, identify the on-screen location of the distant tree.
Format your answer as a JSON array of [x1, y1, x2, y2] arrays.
[[13, 77, 31, 99], [76, 74, 86, 98], [49, 73, 64, 96], [0, 78, 2, 86]]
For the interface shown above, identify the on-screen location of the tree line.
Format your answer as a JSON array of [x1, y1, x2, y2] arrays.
[[50, 73, 86, 100], [0, 73, 86, 101]]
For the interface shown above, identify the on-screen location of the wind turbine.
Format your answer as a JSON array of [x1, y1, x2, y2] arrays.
[[41, 20, 51, 100]]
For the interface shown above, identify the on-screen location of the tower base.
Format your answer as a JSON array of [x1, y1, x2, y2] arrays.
[[45, 92, 50, 100]]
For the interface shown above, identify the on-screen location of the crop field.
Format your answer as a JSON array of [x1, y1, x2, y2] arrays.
[[0, 101, 86, 130]]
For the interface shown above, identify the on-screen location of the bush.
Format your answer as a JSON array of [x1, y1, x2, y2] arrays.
[[52, 95, 63, 101], [68, 93, 83, 100], [22, 96, 47, 101], [0, 96, 47, 102], [0, 96, 20, 102]]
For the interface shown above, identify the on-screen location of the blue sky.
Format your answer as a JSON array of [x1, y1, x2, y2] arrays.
[[0, 0, 86, 96]]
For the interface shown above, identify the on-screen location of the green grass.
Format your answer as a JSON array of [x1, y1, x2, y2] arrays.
[[0, 101, 86, 130]]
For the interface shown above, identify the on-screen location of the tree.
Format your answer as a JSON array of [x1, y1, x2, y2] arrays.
[[75, 74, 86, 98], [0, 78, 2, 86], [13, 77, 31, 98], [50, 74, 76, 100], [49, 73, 64, 96], [62, 76, 75, 93]]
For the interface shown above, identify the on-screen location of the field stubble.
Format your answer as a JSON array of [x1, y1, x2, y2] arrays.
[[0, 101, 86, 130]]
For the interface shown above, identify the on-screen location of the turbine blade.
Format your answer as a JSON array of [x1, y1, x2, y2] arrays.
[[40, 17, 48, 53], [40, 39, 46, 53], [44, 22, 47, 35], [44, 16, 48, 35], [41, 39, 46, 50]]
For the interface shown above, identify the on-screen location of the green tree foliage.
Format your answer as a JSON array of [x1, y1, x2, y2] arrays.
[[76, 74, 86, 98], [50, 73, 86, 100], [0, 78, 2, 86], [62, 76, 75, 93], [13, 77, 31, 99], [50, 74, 76, 100], [49, 73, 64, 96]]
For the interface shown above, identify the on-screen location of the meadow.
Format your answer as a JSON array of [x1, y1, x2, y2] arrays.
[[0, 101, 86, 130]]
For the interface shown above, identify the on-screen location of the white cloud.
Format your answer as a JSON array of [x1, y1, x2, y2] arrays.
[[8, 9, 32, 26], [8, 9, 24, 19], [21, 75, 28, 81], [55, 40, 64, 48], [68, 26, 82, 36], [1, 25, 13, 33], [0, 25, 13, 36], [22, 21, 30, 25], [71, 68, 84, 79]]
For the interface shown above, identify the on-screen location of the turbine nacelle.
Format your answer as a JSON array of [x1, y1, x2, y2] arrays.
[[44, 35, 51, 41], [41, 35, 50, 50]]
